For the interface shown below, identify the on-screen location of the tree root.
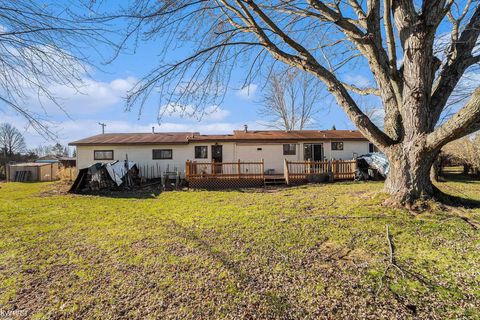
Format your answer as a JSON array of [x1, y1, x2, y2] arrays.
[[383, 183, 480, 213]]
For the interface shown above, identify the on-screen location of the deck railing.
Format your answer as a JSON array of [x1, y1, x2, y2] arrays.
[[186, 159, 357, 185], [284, 159, 357, 183], [186, 160, 265, 179]]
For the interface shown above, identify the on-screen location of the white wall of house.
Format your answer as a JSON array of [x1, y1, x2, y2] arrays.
[[235, 143, 301, 174], [323, 140, 370, 160], [76, 142, 237, 178], [76, 144, 191, 173], [76, 140, 370, 176]]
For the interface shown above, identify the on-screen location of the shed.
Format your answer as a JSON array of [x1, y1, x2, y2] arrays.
[[7, 162, 59, 182], [58, 157, 76, 168]]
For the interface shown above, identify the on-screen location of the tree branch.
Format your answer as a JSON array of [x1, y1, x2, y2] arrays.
[[307, 0, 366, 38], [430, 4, 480, 127], [232, 0, 392, 148], [342, 82, 380, 95], [310, 0, 401, 140], [383, 0, 402, 105], [427, 87, 480, 149]]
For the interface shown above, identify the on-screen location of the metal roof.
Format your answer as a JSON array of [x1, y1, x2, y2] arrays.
[[69, 130, 367, 146], [69, 132, 198, 146], [8, 162, 56, 167], [190, 130, 367, 142]]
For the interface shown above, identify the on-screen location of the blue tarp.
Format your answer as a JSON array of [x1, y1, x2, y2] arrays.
[[357, 153, 389, 177]]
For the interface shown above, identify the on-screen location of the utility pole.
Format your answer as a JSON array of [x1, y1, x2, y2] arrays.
[[98, 122, 106, 134]]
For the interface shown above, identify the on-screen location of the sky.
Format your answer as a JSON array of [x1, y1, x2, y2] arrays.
[[0, 2, 378, 150]]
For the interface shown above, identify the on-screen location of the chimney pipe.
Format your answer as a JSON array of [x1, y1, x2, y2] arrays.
[[244, 124, 248, 133], [152, 126, 155, 134]]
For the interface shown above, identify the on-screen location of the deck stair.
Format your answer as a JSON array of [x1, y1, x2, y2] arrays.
[[264, 175, 286, 186]]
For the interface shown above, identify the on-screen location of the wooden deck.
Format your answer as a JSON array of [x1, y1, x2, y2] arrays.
[[185, 159, 357, 189]]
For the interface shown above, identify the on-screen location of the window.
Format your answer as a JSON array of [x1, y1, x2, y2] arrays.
[[369, 143, 379, 153], [194, 146, 208, 159], [331, 142, 344, 151], [304, 144, 323, 161], [283, 144, 296, 155], [152, 149, 172, 159], [94, 150, 113, 160], [257, 147, 262, 151]]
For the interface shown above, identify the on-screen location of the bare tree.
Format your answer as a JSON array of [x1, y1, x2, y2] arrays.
[[443, 134, 480, 175], [259, 69, 321, 130], [101, 0, 480, 205], [0, 123, 26, 176], [0, 1, 112, 137], [51, 143, 69, 157], [0, 123, 26, 156]]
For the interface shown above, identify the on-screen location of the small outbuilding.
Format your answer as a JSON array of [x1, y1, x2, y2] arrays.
[[6, 162, 59, 182], [58, 157, 76, 168]]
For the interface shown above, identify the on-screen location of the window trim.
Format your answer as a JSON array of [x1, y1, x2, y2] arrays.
[[331, 141, 344, 151], [152, 149, 173, 160], [194, 146, 208, 159], [283, 143, 296, 155], [94, 150, 114, 160]]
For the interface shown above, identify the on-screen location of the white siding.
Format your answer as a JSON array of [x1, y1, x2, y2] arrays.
[[323, 140, 369, 160], [236, 143, 301, 174], [76, 140, 370, 176], [76, 142, 237, 177]]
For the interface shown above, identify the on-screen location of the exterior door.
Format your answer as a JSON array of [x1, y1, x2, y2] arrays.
[[304, 143, 323, 161], [313, 144, 323, 161], [211, 145, 223, 173]]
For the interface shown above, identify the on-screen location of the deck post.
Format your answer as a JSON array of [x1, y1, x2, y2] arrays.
[[352, 158, 357, 179], [237, 159, 241, 179], [284, 159, 289, 185], [185, 160, 190, 179], [333, 160, 337, 180], [261, 158, 265, 179]]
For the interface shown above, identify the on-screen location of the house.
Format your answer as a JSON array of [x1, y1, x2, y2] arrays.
[[58, 157, 76, 168], [69, 128, 373, 178], [35, 156, 76, 167]]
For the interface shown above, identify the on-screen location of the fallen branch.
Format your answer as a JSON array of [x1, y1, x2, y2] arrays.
[[386, 225, 404, 274], [442, 205, 480, 230], [386, 225, 395, 264], [460, 216, 479, 230], [377, 225, 404, 296], [280, 214, 391, 222]]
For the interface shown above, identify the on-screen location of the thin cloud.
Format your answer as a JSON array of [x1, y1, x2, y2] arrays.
[[24, 76, 137, 116]]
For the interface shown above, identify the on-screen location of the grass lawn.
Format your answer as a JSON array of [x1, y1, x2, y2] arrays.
[[0, 178, 479, 319]]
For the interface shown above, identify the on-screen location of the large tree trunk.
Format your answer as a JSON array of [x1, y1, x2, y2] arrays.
[[380, 24, 440, 206], [383, 144, 438, 205]]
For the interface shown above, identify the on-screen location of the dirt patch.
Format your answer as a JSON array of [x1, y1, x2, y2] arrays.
[[37, 182, 71, 197]]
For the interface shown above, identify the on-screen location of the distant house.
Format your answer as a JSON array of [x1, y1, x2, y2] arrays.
[[35, 156, 60, 164], [69, 129, 373, 177], [35, 156, 76, 168]]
